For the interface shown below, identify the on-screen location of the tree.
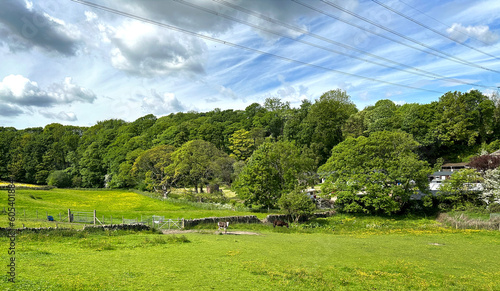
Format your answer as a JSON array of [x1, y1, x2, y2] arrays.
[[232, 140, 316, 209], [437, 168, 484, 210], [482, 168, 500, 205], [469, 154, 500, 172], [319, 131, 431, 214], [364, 99, 400, 134], [168, 140, 233, 193], [46, 170, 72, 188], [228, 129, 254, 161], [435, 90, 495, 147], [278, 188, 317, 222], [131, 145, 175, 195], [299, 89, 358, 165]]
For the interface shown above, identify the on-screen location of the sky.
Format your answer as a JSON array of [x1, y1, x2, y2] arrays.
[[0, 0, 499, 129]]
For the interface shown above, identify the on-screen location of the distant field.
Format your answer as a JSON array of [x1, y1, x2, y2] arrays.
[[0, 226, 498, 290], [0, 188, 268, 228]]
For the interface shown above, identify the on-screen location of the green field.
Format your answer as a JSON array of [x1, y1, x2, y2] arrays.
[[1, 188, 499, 290], [0, 188, 267, 228], [0, 226, 499, 290]]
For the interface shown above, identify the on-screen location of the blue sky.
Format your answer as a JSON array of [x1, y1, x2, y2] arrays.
[[1, 0, 499, 129]]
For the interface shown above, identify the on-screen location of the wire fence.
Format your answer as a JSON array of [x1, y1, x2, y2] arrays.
[[0, 208, 184, 229]]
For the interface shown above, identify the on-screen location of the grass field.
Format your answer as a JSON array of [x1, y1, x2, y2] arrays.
[[1, 188, 499, 290], [0, 188, 269, 228], [0, 225, 499, 290]]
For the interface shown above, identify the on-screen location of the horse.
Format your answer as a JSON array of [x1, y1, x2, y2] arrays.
[[218, 221, 229, 233], [273, 220, 289, 228]]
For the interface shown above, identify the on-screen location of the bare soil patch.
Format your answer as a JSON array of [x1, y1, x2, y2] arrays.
[[161, 229, 261, 235]]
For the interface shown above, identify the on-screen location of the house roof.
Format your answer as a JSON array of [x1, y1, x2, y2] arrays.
[[442, 162, 469, 168], [430, 171, 453, 176]]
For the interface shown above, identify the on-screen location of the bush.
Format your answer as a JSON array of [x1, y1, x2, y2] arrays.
[[46, 170, 72, 188], [278, 188, 317, 222]]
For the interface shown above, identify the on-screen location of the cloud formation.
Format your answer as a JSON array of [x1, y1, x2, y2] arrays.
[[100, 20, 207, 77], [140, 90, 187, 115], [447, 23, 500, 45], [39, 110, 77, 121], [0, 75, 96, 107], [0, 0, 81, 55], [0, 103, 24, 117]]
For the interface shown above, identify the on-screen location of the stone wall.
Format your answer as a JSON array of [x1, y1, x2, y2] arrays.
[[183, 215, 261, 228], [83, 224, 151, 231]]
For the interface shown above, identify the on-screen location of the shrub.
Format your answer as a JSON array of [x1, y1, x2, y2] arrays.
[[278, 188, 317, 222], [46, 170, 72, 188]]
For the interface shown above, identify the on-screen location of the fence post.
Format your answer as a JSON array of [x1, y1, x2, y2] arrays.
[[68, 209, 72, 223], [93, 210, 96, 225]]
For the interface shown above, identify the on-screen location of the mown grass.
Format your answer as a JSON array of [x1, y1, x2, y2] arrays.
[[0, 226, 498, 290]]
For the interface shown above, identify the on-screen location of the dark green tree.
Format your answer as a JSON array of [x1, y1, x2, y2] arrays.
[[232, 140, 316, 209], [319, 131, 432, 214], [299, 89, 358, 164]]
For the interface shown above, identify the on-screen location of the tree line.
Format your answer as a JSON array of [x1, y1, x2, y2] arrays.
[[1, 89, 500, 212]]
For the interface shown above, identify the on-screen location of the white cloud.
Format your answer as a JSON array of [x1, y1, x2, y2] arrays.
[[85, 11, 97, 22], [140, 90, 187, 115], [0, 75, 96, 107], [39, 110, 77, 121], [106, 21, 207, 77], [447, 23, 500, 45]]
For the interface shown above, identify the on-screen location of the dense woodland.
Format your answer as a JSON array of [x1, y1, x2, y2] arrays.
[[2, 89, 500, 212]]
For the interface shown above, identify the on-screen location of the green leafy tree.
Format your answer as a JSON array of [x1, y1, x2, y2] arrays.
[[278, 188, 317, 222], [364, 99, 401, 134], [435, 90, 494, 147], [319, 131, 431, 214], [437, 168, 484, 210], [168, 140, 233, 193], [46, 170, 72, 188], [299, 89, 358, 165], [132, 145, 175, 194], [233, 140, 316, 209], [228, 129, 254, 161]]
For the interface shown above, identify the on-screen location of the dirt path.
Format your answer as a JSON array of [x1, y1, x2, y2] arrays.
[[161, 229, 261, 235]]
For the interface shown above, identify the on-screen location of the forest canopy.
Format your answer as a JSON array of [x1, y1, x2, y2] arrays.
[[1, 89, 500, 209]]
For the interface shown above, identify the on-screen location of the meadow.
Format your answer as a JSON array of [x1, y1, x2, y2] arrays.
[[0, 223, 499, 290], [0, 187, 499, 290], [0, 188, 268, 228]]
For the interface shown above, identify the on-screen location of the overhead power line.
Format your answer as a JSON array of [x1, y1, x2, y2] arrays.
[[371, 0, 500, 61], [398, 0, 492, 47], [69, 0, 444, 94], [296, 0, 499, 74], [210, 0, 496, 89]]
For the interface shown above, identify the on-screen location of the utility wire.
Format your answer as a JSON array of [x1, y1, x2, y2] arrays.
[[181, 0, 438, 81], [398, 0, 492, 47], [69, 0, 444, 94], [211, 0, 495, 89], [371, 0, 499, 60], [296, 0, 499, 74]]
